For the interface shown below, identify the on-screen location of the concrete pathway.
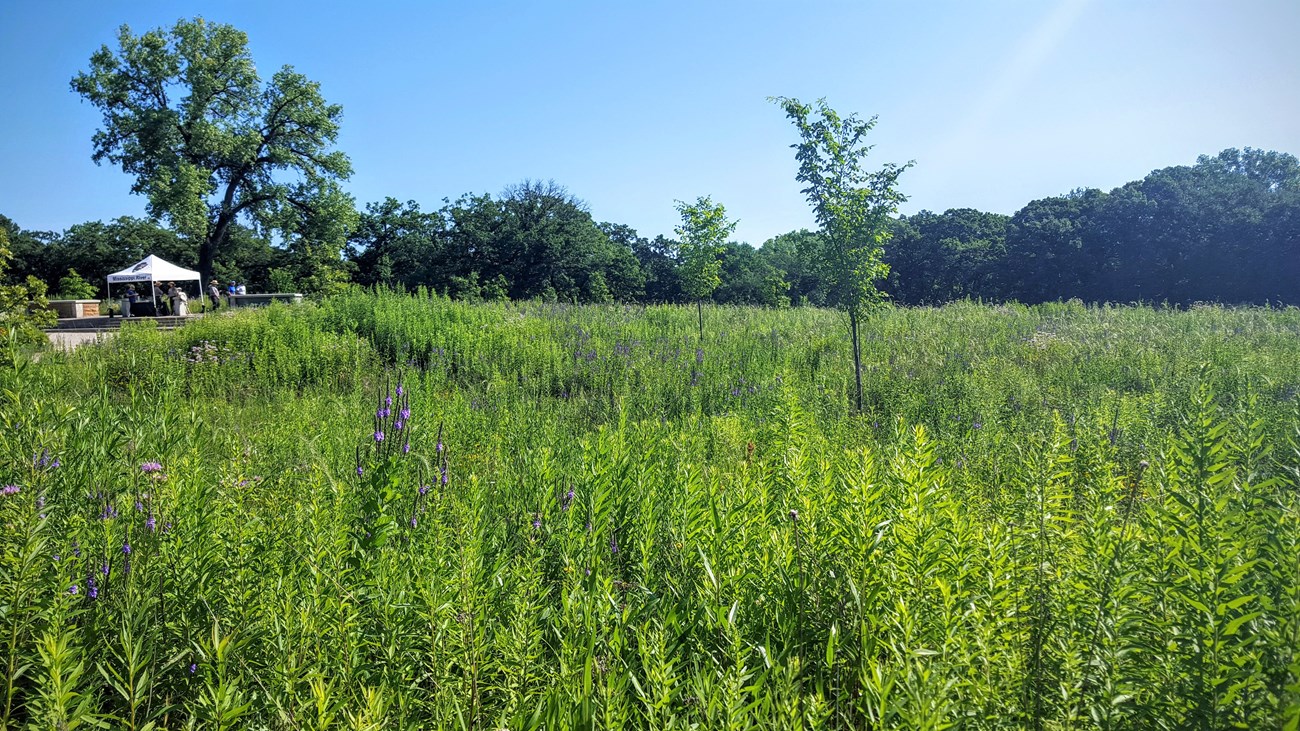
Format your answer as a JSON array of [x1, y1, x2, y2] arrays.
[[46, 330, 117, 351]]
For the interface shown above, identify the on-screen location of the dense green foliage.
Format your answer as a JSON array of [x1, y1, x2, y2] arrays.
[[9, 146, 1295, 308], [886, 148, 1300, 307], [3, 293, 1299, 728]]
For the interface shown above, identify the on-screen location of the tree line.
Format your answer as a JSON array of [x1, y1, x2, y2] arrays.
[[6, 145, 1297, 307]]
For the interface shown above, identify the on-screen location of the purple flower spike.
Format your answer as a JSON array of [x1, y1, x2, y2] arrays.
[[189, 663, 197, 674], [101, 563, 110, 576], [122, 542, 131, 555], [69, 584, 78, 595], [400, 408, 410, 420], [410, 517, 417, 528], [396, 385, 404, 397], [87, 577, 98, 599], [1, 485, 19, 496], [436, 440, 444, 453], [147, 516, 157, 531], [418, 484, 429, 496], [356, 465, 364, 477], [140, 462, 163, 473], [385, 396, 393, 407], [402, 442, 410, 454], [374, 431, 385, 443], [393, 420, 404, 431], [532, 517, 542, 530]]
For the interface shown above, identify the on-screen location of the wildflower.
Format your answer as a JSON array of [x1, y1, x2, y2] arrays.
[[140, 462, 164, 473], [101, 563, 110, 576], [394, 420, 404, 431], [400, 408, 410, 420], [402, 442, 410, 454], [2, 485, 19, 496], [72, 540, 81, 558], [122, 542, 132, 555], [396, 385, 404, 397], [147, 516, 157, 532], [440, 466, 448, 485], [410, 517, 418, 528], [87, 577, 98, 599], [189, 663, 197, 674], [418, 484, 429, 496], [135, 500, 144, 512], [385, 396, 393, 407], [374, 431, 385, 443], [562, 488, 575, 511], [51, 458, 61, 469], [36, 496, 45, 509], [609, 534, 618, 555], [69, 584, 78, 595], [53, 554, 60, 561], [532, 517, 542, 530], [356, 465, 364, 477], [436, 440, 444, 453]]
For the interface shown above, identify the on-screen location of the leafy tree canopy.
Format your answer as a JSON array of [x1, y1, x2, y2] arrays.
[[72, 17, 355, 284]]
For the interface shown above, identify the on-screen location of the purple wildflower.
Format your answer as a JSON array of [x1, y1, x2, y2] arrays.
[[36, 496, 45, 509], [609, 534, 618, 555], [385, 396, 393, 407], [418, 484, 429, 496], [135, 500, 144, 512], [402, 442, 410, 454], [374, 431, 385, 443], [436, 440, 444, 453], [147, 516, 157, 532], [440, 467, 448, 485], [189, 663, 197, 674], [69, 584, 78, 595], [72, 541, 81, 558], [532, 517, 542, 530], [51, 458, 60, 469], [1, 485, 19, 496], [400, 408, 410, 420], [395, 385, 404, 397], [101, 563, 109, 576], [87, 577, 98, 599], [356, 465, 364, 477], [140, 462, 163, 473], [393, 420, 404, 431], [53, 554, 60, 561], [122, 542, 131, 555], [410, 517, 417, 528], [562, 488, 574, 511]]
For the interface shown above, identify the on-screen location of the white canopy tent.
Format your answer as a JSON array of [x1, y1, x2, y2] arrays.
[[106, 255, 202, 315]]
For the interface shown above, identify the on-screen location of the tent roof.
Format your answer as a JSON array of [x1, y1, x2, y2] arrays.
[[106, 255, 201, 284]]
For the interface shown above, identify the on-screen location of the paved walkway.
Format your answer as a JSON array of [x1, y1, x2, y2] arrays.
[[46, 330, 117, 351]]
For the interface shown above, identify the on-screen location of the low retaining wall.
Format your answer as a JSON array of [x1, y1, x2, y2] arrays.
[[228, 293, 304, 308], [47, 300, 101, 318]]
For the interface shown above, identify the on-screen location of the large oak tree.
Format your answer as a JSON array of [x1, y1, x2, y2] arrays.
[[72, 17, 354, 286]]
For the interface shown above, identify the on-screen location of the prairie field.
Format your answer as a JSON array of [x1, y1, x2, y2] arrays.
[[3, 293, 1299, 729]]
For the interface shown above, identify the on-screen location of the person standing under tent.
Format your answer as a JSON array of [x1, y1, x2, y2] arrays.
[[155, 281, 171, 315], [122, 284, 139, 317], [167, 282, 188, 317]]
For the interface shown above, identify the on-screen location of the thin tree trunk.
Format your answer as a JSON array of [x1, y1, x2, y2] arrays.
[[697, 300, 703, 341], [850, 309, 863, 413]]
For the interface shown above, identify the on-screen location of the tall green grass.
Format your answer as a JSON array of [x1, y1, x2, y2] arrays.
[[2, 293, 1298, 729]]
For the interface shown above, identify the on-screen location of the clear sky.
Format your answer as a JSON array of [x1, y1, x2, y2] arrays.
[[2, 0, 1297, 247]]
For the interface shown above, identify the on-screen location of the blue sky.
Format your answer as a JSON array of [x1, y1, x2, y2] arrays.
[[2, 0, 1297, 247]]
